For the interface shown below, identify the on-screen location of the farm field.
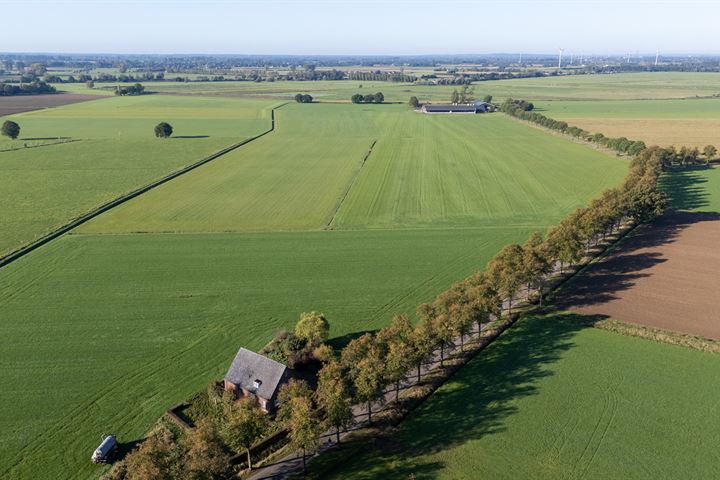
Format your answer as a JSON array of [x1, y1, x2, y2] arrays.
[[557, 210, 720, 338], [0, 92, 101, 116], [0, 94, 274, 255], [0, 101, 627, 478], [0, 227, 533, 479], [542, 98, 720, 147], [315, 313, 720, 480], [80, 103, 625, 234], [52, 72, 720, 105], [555, 165, 720, 338]]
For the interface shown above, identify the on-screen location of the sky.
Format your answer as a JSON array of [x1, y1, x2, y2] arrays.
[[2, 0, 720, 55]]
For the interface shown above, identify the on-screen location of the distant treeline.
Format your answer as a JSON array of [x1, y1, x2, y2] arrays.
[[0, 80, 56, 96], [351, 92, 384, 104]]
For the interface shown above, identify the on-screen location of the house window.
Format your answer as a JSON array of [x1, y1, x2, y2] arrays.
[[253, 379, 262, 389]]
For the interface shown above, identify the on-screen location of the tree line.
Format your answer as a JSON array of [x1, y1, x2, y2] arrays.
[[114, 83, 146, 96], [351, 92, 384, 104], [294, 93, 313, 103], [0, 80, 56, 96]]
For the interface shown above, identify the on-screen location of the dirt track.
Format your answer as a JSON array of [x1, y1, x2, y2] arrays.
[[0, 93, 99, 116], [557, 211, 720, 339]]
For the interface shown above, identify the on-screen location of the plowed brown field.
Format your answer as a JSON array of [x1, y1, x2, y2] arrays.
[[558, 211, 720, 338], [0, 93, 98, 116]]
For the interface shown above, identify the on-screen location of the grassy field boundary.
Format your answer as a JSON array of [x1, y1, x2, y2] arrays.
[[0, 104, 285, 269], [593, 318, 720, 353]]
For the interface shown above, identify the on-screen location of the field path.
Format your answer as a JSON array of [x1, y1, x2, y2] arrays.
[[0, 104, 284, 270]]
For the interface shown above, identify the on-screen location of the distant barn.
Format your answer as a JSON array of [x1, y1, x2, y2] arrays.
[[421, 100, 492, 114], [223, 347, 291, 413]]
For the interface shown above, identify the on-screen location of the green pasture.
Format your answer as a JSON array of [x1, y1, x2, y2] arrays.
[[56, 72, 720, 103], [333, 108, 625, 229], [0, 79, 633, 478], [0, 95, 274, 255], [80, 103, 626, 234], [478, 72, 720, 101], [0, 227, 531, 479], [316, 313, 720, 480]]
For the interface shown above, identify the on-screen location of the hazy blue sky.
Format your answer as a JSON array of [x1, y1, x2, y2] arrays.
[[2, 0, 719, 55]]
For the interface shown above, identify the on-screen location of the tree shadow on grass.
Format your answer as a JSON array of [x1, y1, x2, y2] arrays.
[[308, 312, 596, 479], [173, 135, 210, 139], [658, 166, 712, 211], [328, 329, 379, 351], [21, 136, 72, 140], [113, 438, 143, 463]]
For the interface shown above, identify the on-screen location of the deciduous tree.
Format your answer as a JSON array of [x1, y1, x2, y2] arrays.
[[220, 397, 269, 471], [182, 418, 232, 480], [294, 311, 329, 347], [315, 360, 354, 442], [154, 122, 173, 138], [1, 120, 20, 140]]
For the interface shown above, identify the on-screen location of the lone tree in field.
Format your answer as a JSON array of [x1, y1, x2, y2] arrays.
[[409, 96, 420, 108], [154, 122, 173, 138], [351, 93, 364, 104], [1, 120, 20, 140], [85, 80, 94, 89], [450, 89, 460, 104]]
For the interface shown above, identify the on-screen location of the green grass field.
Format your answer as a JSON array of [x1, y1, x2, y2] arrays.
[[58, 72, 720, 103], [80, 103, 625, 234], [0, 99, 627, 479], [0, 95, 274, 255], [0, 227, 531, 480], [316, 313, 720, 480]]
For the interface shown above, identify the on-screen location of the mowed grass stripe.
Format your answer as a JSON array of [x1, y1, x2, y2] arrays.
[[334, 112, 627, 229], [0, 227, 529, 480], [80, 105, 626, 235]]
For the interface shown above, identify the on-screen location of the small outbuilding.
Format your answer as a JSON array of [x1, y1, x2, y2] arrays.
[[223, 347, 291, 413]]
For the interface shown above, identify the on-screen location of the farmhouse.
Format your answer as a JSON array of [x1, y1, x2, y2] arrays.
[[223, 347, 292, 412], [422, 100, 493, 114]]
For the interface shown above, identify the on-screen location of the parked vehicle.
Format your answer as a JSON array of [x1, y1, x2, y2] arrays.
[[91, 434, 117, 464]]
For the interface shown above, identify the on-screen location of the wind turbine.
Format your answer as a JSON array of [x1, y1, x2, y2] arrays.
[[558, 48, 564, 69]]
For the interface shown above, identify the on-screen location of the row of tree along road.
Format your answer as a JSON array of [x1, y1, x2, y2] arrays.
[[104, 102, 668, 480]]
